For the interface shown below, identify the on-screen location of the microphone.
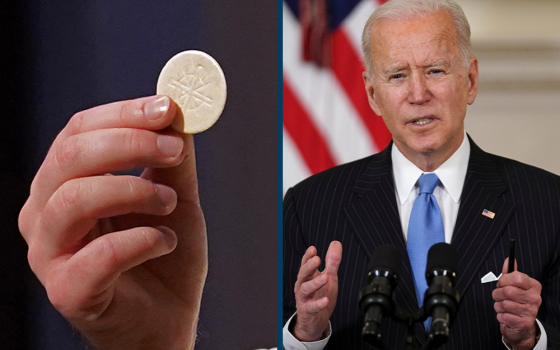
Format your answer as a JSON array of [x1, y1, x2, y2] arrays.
[[359, 244, 401, 345], [423, 243, 460, 347]]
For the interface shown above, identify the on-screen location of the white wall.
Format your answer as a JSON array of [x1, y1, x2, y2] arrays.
[[457, 0, 560, 174]]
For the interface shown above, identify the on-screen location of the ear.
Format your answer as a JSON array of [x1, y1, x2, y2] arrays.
[[466, 56, 479, 105], [362, 71, 382, 116]]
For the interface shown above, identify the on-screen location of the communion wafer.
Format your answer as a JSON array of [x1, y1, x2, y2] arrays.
[[157, 50, 226, 133]]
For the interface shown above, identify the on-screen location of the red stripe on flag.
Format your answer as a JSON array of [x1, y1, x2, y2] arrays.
[[283, 78, 336, 174], [330, 28, 392, 152]]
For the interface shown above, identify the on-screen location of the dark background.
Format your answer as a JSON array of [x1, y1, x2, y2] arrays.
[[0, 1, 276, 349]]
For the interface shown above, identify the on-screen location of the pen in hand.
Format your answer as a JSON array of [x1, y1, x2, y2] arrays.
[[508, 239, 515, 273]]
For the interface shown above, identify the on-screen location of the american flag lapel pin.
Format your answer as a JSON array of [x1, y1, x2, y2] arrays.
[[482, 209, 495, 219]]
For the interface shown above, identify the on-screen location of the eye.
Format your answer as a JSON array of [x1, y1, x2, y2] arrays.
[[429, 69, 444, 75], [389, 73, 404, 80]]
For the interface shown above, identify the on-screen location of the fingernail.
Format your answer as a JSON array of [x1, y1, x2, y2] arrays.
[[157, 135, 183, 157], [155, 184, 176, 205], [145, 96, 170, 120], [308, 256, 317, 267], [155, 226, 178, 251]]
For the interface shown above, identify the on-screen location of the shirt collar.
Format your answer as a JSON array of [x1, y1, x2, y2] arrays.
[[392, 133, 470, 205]]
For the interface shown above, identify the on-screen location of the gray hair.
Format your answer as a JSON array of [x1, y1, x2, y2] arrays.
[[361, 0, 472, 80]]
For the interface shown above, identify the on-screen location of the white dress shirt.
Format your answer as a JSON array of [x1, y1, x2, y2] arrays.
[[392, 133, 469, 244], [284, 134, 546, 350]]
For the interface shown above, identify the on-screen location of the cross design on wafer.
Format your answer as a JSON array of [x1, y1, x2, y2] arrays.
[[168, 65, 213, 110], [157, 50, 226, 134]]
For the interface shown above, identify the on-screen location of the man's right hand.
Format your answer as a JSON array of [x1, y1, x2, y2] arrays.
[[292, 241, 342, 342]]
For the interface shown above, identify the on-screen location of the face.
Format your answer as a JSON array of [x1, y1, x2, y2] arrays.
[[363, 11, 478, 168]]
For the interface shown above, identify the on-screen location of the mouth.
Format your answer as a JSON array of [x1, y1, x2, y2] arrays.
[[408, 116, 437, 126]]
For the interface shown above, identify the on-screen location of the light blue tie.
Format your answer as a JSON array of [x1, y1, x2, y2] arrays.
[[407, 173, 445, 331]]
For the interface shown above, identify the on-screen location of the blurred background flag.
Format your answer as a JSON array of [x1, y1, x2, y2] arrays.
[[283, 0, 392, 193]]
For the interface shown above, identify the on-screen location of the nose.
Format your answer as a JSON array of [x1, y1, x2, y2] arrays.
[[408, 73, 430, 105]]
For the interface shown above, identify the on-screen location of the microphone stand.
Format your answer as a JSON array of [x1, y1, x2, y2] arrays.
[[362, 282, 459, 350], [360, 243, 460, 350], [394, 304, 424, 350], [386, 305, 442, 350]]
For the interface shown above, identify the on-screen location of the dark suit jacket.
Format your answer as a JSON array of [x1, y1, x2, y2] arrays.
[[284, 137, 560, 349]]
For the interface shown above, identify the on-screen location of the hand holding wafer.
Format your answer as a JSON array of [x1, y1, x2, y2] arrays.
[[18, 51, 226, 350]]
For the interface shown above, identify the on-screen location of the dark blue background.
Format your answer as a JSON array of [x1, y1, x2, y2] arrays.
[[0, 1, 276, 349]]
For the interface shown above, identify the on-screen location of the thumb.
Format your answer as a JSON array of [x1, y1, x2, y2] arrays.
[[501, 258, 508, 275], [325, 241, 342, 276], [141, 99, 200, 205], [501, 257, 518, 275]]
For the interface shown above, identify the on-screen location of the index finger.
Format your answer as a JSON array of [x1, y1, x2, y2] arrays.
[[297, 255, 321, 284], [61, 95, 180, 139], [26, 96, 182, 214], [294, 246, 320, 286]]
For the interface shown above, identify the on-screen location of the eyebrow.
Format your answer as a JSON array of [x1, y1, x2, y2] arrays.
[[384, 66, 406, 75], [424, 60, 450, 69], [382, 60, 450, 75]]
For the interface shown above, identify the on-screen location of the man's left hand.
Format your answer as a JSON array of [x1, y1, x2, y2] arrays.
[[493, 258, 542, 350]]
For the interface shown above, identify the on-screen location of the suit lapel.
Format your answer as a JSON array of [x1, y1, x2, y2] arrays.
[[451, 137, 515, 296], [343, 143, 427, 343]]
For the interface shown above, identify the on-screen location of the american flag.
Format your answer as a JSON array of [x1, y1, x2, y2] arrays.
[[283, 0, 392, 193]]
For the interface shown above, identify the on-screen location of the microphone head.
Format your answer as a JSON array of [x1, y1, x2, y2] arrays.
[[426, 243, 458, 273], [367, 244, 401, 274]]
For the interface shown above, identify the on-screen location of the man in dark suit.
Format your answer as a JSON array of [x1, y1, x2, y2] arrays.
[[283, 0, 560, 349]]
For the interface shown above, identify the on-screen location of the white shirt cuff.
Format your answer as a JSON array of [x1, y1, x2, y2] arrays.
[[501, 319, 547, 349], [283, 312, 331, 350]]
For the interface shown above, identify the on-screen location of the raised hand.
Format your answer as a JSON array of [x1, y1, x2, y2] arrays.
[[292, 241, 342, 342], [19, 95, 207, 350]]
